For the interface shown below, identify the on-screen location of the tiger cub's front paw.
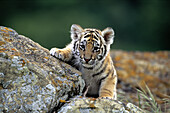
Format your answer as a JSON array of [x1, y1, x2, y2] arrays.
[[50, 48, 65, 61]]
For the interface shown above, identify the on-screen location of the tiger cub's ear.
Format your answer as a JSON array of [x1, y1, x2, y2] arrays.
[[102, 27, 115, 44], [71, 24, 83, 40]]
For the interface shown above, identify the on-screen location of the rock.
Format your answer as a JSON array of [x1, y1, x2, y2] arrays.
[[0, 26, 85, 112], [58, 96, 144, 113]]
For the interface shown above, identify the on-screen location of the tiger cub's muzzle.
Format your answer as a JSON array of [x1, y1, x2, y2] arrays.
[[81, 57, 95, 65]]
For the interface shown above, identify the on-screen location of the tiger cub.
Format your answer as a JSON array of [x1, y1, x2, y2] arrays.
[[50, 24, 117, 99]]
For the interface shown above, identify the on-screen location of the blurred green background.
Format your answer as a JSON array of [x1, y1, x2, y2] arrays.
[[0, 0, 169, 51]]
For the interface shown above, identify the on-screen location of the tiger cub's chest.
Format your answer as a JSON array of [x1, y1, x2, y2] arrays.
[[81, 68, 101, 95]]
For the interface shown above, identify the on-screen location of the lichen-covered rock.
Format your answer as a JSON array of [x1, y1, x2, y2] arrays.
[[110, 50, 170, 112], [58, 96, 144, 113], [0, 26, 85, 112]]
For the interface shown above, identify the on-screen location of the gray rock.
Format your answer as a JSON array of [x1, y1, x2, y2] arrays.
[[58, 96, 145, 113], [0, 26, 85, 112]]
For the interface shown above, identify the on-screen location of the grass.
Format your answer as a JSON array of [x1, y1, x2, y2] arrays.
[[137, 84, 162, 113], [117, 83, 169, 113]]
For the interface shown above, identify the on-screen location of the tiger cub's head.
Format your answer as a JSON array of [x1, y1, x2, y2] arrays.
[[71, 24, 115, 68]]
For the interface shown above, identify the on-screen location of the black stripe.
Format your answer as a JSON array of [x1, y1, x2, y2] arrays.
[[94, 32, 99, 38], [86, 29, 92, 31], [73, 41, 77, 51], [84, 32, 88, 35], [86, 30, 94, 33], [95, 59, 105, 71], [93, 35, 98, 40], [103, 45, 107, 57], [95, 30, 99, 34], [98, 45, 107, 61], [97, 48, 103, 61], [84, 34, 91, 38], [83, 65, 94, 70], [98, 69, 112, 87], [92, 63, 108, 77], [102, 88, 113, 95]]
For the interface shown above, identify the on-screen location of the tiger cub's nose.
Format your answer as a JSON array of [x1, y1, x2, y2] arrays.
[[84, 58, 90, 63]]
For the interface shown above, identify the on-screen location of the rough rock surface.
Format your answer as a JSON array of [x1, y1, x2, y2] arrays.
[[58, 96, 144, 113], [0, 26, 84, 112]]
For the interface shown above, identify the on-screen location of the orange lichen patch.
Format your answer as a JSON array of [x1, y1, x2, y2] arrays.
[[44, 56, 49, 59], [27, 61, 30, 63], [13, 52, 21, 56], [126, 59, 136, 69], [57, 80, 63, 84], [138, 73, 146, 78], [59, 99, 66, 103], [117, 65, 137, 79], [0, 48, 7, 52], [4, 27, 13, 32], [90, 98, 97, 101], [1, 33, 10, 37], [22, 60, 26, 66], [10, 55, 18, 58], [0, 41, 6, 46], [0, 29, 9, 33], [11, 48, 17, 51], [115, 63, 121, 67], [117, 71, 129, 79], [143, 75, 160, 84], [59, 99, 70, 103], [128, 70, 136, 76], [156, 51, 169, 59], [29, 48, 37, 51], [20, 59, 26, 67], [126, 59, 134, 65], [3, 37, 13, 42], [138, 75, 161, 88], [49, 76, 58, 87], [79, 96, 83, 98], [0, 29, 6, 32], [143, 52, 155, 60], [114, 56, 122, 61]]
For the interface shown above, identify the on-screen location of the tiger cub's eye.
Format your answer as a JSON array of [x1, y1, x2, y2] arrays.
[[94, 47, 98, 50]]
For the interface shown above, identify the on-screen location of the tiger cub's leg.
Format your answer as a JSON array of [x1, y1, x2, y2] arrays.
[[50, 44, 72, 62], [99, 74, 117, 100]]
